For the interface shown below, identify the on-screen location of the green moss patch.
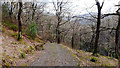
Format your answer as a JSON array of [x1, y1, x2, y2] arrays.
[[90, 57, 98, 62]]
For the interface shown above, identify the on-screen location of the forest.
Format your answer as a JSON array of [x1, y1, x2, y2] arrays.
[[0, 0, 120, 67]]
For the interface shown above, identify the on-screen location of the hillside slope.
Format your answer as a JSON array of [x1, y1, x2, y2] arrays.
[[63, 45, 118, 66], [1, 26, 119, 67], [1, 26, 45, 66]]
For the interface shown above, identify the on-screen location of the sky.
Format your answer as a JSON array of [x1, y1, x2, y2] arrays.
[[41, 0, 120, 15], [2, 0, 120, 15]]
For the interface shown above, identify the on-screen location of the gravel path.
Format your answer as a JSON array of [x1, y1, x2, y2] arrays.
[[30, 42, 79, 66]]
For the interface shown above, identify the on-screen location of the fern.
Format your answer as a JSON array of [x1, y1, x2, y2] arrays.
[[26, 22, 37, 40]]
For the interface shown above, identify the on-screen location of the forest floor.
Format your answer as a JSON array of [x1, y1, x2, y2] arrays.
[[1, 26, 45, 66], [0, 26, 119, 66]]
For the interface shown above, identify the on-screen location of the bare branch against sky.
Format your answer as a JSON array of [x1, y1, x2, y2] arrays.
[[0, 0, 119, 15]]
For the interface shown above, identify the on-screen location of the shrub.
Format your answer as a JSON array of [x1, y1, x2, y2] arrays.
[[90, 57, 97, 62], [25, 22, 37, 40]]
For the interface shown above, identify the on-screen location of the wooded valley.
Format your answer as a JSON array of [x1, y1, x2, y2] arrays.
[[0, 0, 120, 67]]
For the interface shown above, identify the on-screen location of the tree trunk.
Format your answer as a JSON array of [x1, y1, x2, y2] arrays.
[[71, 34, 74, 49], [9, 2, 13, 16], [90, 32, 95, 51], [32, 2, 37, 22], [56, 28, 60, 44], [115, 15, 120, 67], [56, 13, 61, 44], [17, 1, 22, 41], [93, 2, 101, 55]]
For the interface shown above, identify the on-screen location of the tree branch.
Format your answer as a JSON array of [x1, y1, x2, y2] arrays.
[[102, 13, 119, 18], [100, 0, 104, 9]]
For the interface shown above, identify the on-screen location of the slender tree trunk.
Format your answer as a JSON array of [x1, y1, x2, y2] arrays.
[[115, 15, 120, 67], [32, 2, 37, 22], [90, 32, 95, 51], [9, 2, 13, 16], [57, 28, 60, 44], [79, 34, 82, 50], [93, 2, 101, 55], [71, 33, 74, 49], [17, 0, 22, 41], [56, 25, 60, 44], [9, 2, 13, 23], [56, 29, 60, 43], [56, 14, 61, 44]]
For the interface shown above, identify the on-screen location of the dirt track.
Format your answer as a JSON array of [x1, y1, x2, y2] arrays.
[[30, 42, 79, 66]]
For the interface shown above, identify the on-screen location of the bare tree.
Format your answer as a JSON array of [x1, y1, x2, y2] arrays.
[[71, 18, 79, 48], [93, 0, 104, 55], [17, 0, 22, 40], [31, 0, 37, 22], [103, 4, 120, 67], [52, 0, 70, 44]]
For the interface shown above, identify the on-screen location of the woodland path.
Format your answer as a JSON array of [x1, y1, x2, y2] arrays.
[[30, 42, 79, 66]]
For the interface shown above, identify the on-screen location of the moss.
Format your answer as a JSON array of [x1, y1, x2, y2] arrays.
[[90, 57, 98, 62], [11, 33, 18, 38], [18, 39, 24, 44], [72, 53, 77, 57], [105, 60, 112, 65], [21, 64, 28, 66], [86, 56, 90, 59], [106, 56, 111, 59], [101, 63, 109, 66], [26, 35, 33, 40], [18, 37, 23, 41], [96, 53, 100, 57]]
